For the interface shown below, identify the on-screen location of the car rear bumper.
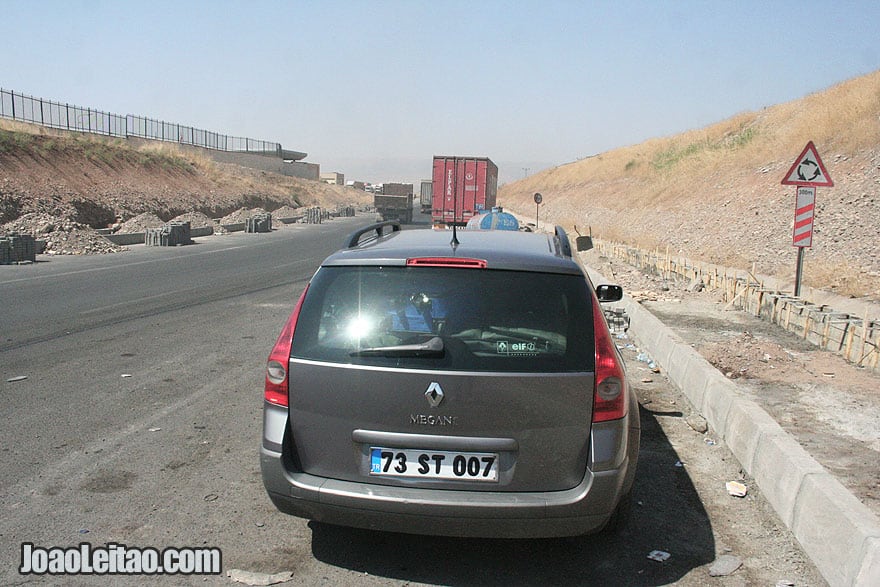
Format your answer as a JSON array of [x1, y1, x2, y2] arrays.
[[264, 486, 614, 538], [261, 407, 637, 538]]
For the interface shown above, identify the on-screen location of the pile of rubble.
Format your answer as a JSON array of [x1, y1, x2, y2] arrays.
[[116, 213, 165, 233], [169, 211, 220, 231], [1, 213, 126, 255], [0, 205, 314, 256], [218, 207, 270, 225], [113, 211, 223, 235], [271, 205, 302, 221]]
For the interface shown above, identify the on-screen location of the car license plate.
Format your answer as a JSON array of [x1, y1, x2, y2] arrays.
[[370, 448, 499, 482]]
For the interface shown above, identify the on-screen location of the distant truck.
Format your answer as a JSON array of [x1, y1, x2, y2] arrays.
[[431, 156, 498, 227], [419, 180, 433, 214], [381, 183, 413, 197], [374, 183, 414, 223]]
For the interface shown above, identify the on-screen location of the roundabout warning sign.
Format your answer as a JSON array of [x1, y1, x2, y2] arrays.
[[781, 141, 833, 187], [780, 141, 833, 296]]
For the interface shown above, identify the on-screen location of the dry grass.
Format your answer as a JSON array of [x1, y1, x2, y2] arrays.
[[1, 117, 221, 178], [0, 118, 59, 136], [134, 140, 215, 171], [510, 70, 879, 191]]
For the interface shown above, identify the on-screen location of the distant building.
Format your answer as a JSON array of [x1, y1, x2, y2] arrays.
[[345, 180, 366, 190], [321, 172, 345, 186]]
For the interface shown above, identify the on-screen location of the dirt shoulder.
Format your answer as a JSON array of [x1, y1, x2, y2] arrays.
[[583, 248, 880, 519]]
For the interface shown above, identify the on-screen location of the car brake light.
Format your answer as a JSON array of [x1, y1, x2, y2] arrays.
[[591, 290, 627, 422], [264, 285, 309, 407], [406, 257, 487, 268]]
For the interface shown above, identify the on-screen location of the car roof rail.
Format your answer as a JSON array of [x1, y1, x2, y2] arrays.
[[345, 221, 402, 248], [554, 225, 573, 258]]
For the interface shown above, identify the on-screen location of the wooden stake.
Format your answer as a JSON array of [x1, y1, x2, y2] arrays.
[[844, 320, 856, 362], [858, 308, 869, 366], [665, 245, 670, 280], [822, 317, 831, 348]]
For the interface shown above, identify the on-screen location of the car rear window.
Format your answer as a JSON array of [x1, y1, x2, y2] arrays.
[[291, 266, 595, 372]]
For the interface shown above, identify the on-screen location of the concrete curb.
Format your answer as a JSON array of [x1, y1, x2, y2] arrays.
[[588, 268, 880, 586], [104, 226, 214, 245]]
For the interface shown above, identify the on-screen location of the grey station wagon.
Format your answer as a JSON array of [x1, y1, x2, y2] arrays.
[[261, 222, 639, 538]]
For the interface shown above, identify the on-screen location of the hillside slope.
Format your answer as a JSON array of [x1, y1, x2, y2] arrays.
[[500, 70, 880, 301], [0, 121, 371, 230]]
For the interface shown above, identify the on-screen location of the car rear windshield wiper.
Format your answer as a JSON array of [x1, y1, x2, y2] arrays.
[[350, 336, 444, 358]]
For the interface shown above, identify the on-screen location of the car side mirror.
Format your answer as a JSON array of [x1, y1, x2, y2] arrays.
[[596, 284, 623, 303]]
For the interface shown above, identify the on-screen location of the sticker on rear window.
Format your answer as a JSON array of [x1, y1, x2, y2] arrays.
[[496, 341, 539, 356]]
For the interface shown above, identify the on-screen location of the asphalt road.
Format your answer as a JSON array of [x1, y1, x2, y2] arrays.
[[0, 216, 823, 585]]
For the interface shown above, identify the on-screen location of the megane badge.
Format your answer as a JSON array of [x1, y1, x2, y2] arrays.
[[425, 382, 444, 407]]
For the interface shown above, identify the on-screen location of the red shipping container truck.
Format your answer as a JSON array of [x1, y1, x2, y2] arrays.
[[431, 156, 498, 227]]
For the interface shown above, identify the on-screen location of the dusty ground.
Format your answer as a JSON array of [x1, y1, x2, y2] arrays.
[[616, 341, 827, 586], [583, 248, 880, 520]]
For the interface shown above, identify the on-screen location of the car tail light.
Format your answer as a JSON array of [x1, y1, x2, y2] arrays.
[[591, 290, 627, 422], [406, 257, 487, 268], [264, 285, 309, 407]]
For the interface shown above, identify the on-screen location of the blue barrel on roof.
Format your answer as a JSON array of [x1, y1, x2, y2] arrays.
[[465, 207, 520, 231]]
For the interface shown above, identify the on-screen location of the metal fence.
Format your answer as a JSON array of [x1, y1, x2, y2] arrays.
[[0, 89, 126, 137], [126, 114, 280, 154], [0, 88, 280, 154]]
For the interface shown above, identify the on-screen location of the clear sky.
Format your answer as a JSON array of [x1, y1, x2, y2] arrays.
[[2, 1, 879, 185]]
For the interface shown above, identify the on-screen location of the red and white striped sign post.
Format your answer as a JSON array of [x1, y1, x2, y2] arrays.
[[781, 141, 833, 296], [793, 186, 816, 247]]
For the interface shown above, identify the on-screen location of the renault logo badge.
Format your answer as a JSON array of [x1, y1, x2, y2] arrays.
[[425, 382, 444, 407]]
